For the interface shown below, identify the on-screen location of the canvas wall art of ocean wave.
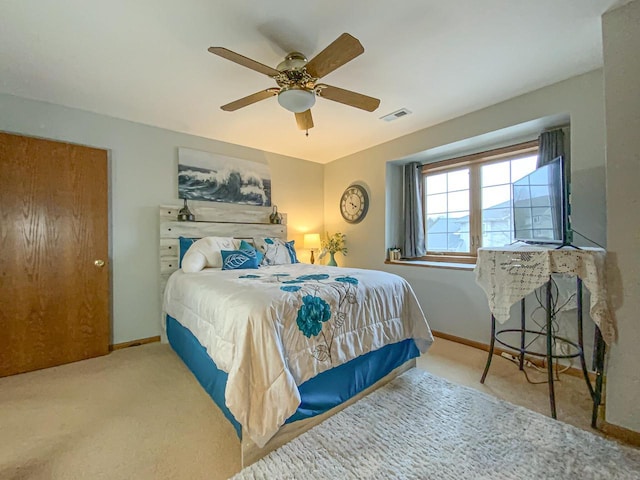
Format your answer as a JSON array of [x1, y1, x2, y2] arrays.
[[178, 148, 271, 206]]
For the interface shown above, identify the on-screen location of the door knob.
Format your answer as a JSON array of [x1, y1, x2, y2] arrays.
[[94, 259, 105, 268]]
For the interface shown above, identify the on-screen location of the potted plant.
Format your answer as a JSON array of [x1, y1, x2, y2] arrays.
[[319, 233, 347, 266]]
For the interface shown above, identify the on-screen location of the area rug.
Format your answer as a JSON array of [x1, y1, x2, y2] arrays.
[[231, 369, 640, 480]]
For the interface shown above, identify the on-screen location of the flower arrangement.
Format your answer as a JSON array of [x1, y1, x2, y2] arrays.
[[319, 232, 347, 259]]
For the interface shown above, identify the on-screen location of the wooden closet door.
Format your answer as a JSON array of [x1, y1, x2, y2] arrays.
[[0, 132, 110, 377]]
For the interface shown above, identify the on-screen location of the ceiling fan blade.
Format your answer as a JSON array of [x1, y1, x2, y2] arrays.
[[316, 84, 380, 112], [221, 89, 278, 112], [208, 47, 281, 77], [305, 33, 364, 79], [295, 110, 314, 130]]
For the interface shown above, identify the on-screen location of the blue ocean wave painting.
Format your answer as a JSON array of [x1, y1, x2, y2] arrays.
[[178, 148, 271, 206]]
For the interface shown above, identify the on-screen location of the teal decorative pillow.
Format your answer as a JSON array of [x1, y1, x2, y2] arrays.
[[239, 239, 264, 265], [221, 249, 260, 271], [253, 238, 299, 265], [179, 237, 198, 268]]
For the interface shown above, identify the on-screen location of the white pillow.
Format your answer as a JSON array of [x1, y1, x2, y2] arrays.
[[181, 236, 238, 273]]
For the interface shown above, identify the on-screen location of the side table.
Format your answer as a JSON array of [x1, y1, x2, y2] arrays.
[[474, 244, 614, 427]]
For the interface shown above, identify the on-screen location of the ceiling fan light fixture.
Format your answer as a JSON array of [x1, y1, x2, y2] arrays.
[[277, 86, 316, 113]]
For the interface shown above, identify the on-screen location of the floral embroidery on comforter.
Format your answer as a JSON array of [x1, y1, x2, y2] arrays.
[[240, 272, 362, 364]]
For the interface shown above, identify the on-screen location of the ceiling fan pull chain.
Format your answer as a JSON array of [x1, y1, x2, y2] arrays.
[[305, 129, 309, 137]]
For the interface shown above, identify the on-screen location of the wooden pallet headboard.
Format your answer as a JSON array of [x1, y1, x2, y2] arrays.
[[159, 204, 287, 299]]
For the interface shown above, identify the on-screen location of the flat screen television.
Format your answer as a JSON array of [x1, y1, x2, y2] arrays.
[[512, 156, 572, 245]]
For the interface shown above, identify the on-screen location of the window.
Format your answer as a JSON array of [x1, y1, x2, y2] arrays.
[[422, 141, 539, 262], [425, 169, 470, 253]]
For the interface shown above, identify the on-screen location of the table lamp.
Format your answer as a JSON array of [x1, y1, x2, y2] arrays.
[[304, 233, 321, 264]]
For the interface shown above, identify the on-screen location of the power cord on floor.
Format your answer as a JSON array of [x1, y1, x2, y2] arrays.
[[515, 277, 577, 385], [500, 351, 573, 385]]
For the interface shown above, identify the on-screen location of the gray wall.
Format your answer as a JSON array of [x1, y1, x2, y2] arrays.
[[0, 94, 324, 344], [324, 69, 606, 363], [602, 0, 640, 433]]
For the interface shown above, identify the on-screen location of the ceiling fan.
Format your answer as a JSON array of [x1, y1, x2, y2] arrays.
[[208, 33, 380, 133]]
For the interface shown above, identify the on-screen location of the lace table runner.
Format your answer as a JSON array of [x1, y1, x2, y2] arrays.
[[474, 244, 614, 345]]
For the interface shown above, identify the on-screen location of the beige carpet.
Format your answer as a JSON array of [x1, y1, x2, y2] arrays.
[[0, 343, 240, 480], [0, 339, 629, 480], [417, 339, 598, 434]]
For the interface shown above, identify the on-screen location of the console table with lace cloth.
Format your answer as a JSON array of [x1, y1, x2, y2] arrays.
[[474, 244, 613, 427]]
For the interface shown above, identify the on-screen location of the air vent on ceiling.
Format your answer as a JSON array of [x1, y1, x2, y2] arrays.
[[380, 108, 412, 122]]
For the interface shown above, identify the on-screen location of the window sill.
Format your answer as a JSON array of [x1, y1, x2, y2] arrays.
[[384, 259, 476, 271]]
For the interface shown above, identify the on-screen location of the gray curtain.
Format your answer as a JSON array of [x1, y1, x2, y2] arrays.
[[537, 129, 565, 167], [403, 162, 426, 258], [537, 129, 566, 241]]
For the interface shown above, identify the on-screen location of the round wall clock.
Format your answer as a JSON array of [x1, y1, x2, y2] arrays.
[[340, 184, 369, 224]]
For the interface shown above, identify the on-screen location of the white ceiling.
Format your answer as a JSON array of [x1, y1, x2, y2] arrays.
[[0, 1, 622, 163]]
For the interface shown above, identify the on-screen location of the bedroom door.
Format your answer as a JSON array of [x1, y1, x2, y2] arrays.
[[0, 132, 110, 377]]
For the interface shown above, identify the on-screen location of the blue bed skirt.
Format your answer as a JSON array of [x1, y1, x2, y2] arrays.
[[166, 314, 419, 438]]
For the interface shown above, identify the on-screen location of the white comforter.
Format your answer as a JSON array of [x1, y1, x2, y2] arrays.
[[163, 264, 433, 447]]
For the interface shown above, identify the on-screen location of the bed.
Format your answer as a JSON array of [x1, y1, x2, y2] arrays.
[[159, 204, 433, 466]]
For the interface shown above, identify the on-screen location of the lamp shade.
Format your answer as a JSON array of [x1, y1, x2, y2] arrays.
[[278, 87, 316, 113], [304, 233, 321, 250]]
